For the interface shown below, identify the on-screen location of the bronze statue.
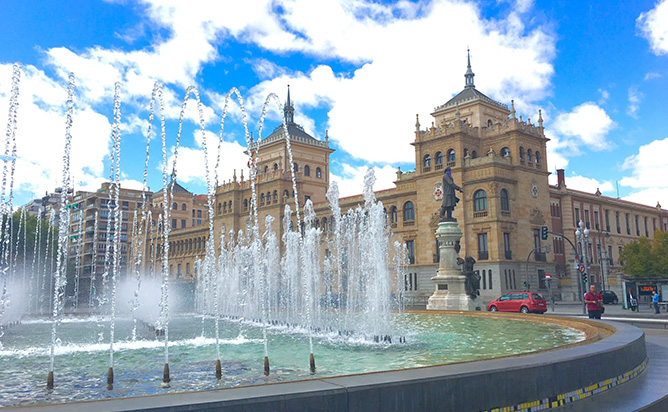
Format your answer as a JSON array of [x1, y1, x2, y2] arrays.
[[439, 166, 463, 222], [457, 256, 480, 299]]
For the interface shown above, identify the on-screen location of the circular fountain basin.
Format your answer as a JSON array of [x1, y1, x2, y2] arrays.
[[0, 311, 644, 411]]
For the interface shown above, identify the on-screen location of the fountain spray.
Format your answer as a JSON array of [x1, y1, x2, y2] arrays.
[[106, 82, 123, 390], [47, 72, 75, 390]]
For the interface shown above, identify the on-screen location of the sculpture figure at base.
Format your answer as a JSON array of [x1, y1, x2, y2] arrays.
[[457, 256, 480, 299], [439, 166, 463, 222]]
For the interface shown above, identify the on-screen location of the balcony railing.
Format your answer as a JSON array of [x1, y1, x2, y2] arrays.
[[478, 251, 489, 260], [505, 250, 512, 260], [535, 251, 546, 262], [473, 211, 488, 218]]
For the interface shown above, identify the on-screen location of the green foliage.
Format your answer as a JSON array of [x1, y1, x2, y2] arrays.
[[621, 231, 668, 277]]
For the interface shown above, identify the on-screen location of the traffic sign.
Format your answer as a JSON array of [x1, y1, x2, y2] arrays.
[[578, 263, 585, 273]]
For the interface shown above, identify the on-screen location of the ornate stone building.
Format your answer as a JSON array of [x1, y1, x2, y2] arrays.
[[144, 56, 668, 308]]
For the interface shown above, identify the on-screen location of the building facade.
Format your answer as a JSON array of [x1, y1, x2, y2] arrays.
[[144, 58, 668, 308]]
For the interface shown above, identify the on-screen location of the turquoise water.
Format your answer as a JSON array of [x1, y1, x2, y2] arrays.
[[0, 313, 584, 407]]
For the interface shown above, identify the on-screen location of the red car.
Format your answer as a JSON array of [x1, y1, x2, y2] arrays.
[[487, 292, 547, 314]]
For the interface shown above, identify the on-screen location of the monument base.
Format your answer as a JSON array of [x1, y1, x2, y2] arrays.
[[427, 220, 481, 311], [427, 274, 479, 311]]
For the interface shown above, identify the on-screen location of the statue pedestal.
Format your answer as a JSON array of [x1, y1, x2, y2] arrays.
[[427, 221, 477, 311]]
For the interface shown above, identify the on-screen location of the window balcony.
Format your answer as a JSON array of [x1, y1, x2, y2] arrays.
[[423, 166, 431, 173], [505, 250, 512, 260], [478, 251, 489, 260], [435, 164, 443, 170], [473, 211, 488, 218], [535, 252, 546, 262]]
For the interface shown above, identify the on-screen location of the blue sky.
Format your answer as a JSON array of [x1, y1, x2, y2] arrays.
[[0, 0, 667, 208]]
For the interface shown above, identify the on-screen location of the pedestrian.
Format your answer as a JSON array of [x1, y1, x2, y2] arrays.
[[585, 285, 604, 319], [652, 290, 660, 314]]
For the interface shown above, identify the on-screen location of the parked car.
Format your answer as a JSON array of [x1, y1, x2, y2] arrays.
[[487, 292, 547, 314], [601, 290, 618, 304]]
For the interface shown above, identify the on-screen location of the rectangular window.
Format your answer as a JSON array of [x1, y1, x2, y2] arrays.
[[635, 215, 640, 236], [584, 210, 590, 229], [186, 263, 190, 274], [574, 207, 580, 225], [405, 240, 415, 264], [192, 210, 195, 217], [605, 210, 610, 232], [482, 270, 486, 289], [626, 214, 630, 235], [172, 219, 177, 229], [197, 219, 202, 225], [177, 264, 181, 276], [538, 269, 546, 289], [608, 246, 613, 265], [594, 211, 599, 230], [503, 233, 511, 259], [616, 212, 621, 234], [181, 219, 186, 229], [477, 233, 488, 260], [653, 218, 657, 233], [645, 217, 649, 237], [197, 210, 202, 218], [488, 270, 492, 290]]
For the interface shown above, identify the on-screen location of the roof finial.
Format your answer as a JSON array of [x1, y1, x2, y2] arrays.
[[415, 114, 420, 131], [284, 84, 294, 124], [465, 47, 475, 89], [538, 109, 543, 128], [510, 99, 516, 119]]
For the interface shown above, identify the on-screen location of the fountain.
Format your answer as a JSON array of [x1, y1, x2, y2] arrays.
[[0, 67, 647, 411]]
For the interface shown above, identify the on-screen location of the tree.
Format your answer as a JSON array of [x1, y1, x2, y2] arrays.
[[620, 231, 668, 277]]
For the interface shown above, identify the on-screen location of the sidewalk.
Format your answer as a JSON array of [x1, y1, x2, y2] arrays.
[[545, 301, 668, 318]]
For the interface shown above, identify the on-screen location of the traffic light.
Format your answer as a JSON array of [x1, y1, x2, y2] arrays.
[[541, 225, 548, 240], [545, 244, 551, 253], [581, 272, 588, 284]]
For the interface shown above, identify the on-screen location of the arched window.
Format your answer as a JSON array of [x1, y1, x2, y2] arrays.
[[293, 163, 299, 173], [273, 163, 278, 171], [403, 201, 415, 221], [464, 148, 469, 158], [222, 202, 226, 212], [500, 189, 510, 211], [487, 119, 493, 127], [519, 147, 525, 161], [182, 203, 187, 211], [172, 202, 177, 210], [527, 149, 533, 162], [228, 201, 232, 211], [264, 165, 268, 174], [447, 149, 455, 163], [315, 167, 322, 178], [474, 190, 488, 211], [501, 147, 510, 157], [273, 191, 278, 202], [471, 150, 477, 159], [244, 199, 248, 210], [322, 217, 328, 232], [260, 193, 265, 204], [283, 190, 289, 198], [423, 154, 431, 168], [267, 192, 271, 204], [304, 165, 310, 176], [435, 151, 443, 165], [535, 151, 541, 165], [390, 206, 398, 223]]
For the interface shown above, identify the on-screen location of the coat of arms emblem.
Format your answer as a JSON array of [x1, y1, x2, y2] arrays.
[[433, 182, 443, 200]]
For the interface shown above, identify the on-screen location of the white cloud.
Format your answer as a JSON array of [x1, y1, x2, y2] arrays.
[[637, 0, 668, 55], [551, 102, 616, 151], [0, 64, 112, 204], [554, 174, 614, 194], [330, 163, 397, 199], [620, 137, 668, 189], [626, 86, 643, 118], [597, 88, 609, 104], [644, 72, 662, 81], [622, 188, 668, 208]]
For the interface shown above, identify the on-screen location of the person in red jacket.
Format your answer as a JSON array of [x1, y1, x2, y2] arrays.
[[585, 285, 604, 319]]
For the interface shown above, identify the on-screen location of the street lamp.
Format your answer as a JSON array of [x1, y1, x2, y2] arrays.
[[575, 220, 589, 315]]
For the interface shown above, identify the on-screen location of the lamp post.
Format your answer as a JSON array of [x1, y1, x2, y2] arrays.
[[575, 220, 590, 315]]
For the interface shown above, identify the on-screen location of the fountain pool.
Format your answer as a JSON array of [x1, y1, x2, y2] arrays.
[[0, 311, 585, 408]]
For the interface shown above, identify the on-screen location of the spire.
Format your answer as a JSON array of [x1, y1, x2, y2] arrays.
[[415, 114, 420, 132], [284, 84, 295, 124], [464, 48, 475, 89]]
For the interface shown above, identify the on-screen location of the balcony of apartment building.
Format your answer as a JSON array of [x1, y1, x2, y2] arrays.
[[534, 251, 546, 262]]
